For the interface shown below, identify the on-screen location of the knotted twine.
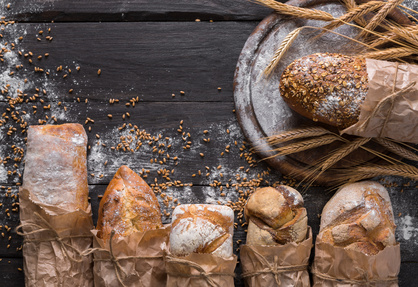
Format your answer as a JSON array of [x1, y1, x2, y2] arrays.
[[16, 211, 92, 263], [311, 267, 398, 286], [83, 230, 164, 287], [241, 245, 308, 286], [165, 255, 236, 287]]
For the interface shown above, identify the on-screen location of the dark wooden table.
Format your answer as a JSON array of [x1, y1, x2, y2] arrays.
[[0, 1, 417, 286]]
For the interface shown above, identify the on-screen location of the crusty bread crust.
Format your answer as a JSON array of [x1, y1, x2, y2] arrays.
[[245, 186, 308, 245], [96, 165, 162, 242], [280, 53, 368, 129], [170, 204, 234, 259], [23, 124, 89, 212], [317, 181, 396, 255]]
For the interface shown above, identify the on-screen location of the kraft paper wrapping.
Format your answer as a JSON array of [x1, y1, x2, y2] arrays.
[[342, 59, 418, 144], [240, 227, 312, 287], [165, 252, 237, 287], [91, 225, 170, 287], [18, 124, 94, 287], [312, 241, 400, 287]]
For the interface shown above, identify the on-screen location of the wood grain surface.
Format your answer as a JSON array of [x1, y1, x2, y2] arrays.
[[0, 1, 417, 286]]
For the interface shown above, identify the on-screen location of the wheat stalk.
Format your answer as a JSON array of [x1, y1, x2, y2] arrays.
[[265, 127, 331, 145], [264, 27, 302, 76], [359, 0, 405, 38], [252, 0, 334, 21], [263, 134, 339, 159], [374, 138, 418, 161], [362, 46, 415, 59]]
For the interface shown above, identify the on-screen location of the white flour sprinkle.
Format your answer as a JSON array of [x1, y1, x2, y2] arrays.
[[397, 215, 418, 243]]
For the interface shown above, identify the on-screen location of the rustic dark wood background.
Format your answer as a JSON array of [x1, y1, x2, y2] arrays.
[[0, 1, 417, 286]]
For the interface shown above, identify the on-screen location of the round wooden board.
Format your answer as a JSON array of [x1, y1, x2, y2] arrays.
[[233, 0, 408, 185]]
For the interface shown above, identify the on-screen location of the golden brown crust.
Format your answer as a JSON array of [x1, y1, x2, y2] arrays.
[[23, 124, 89, 212], [96, 165, 162, 242], [280, 53, 368, 129], [318, 182, 396, 255], [245, 186, 307, 245]]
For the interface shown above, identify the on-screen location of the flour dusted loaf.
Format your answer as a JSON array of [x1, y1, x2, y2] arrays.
[[96, 165, 163, 242], [280, 53, 368, 129], [317, 181, 396, 255], [245, 186, 308, 245], [22, 123, 89, 211], [170, 204, 234, 259]]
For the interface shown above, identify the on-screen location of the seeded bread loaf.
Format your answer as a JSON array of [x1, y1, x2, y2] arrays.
[[245, 186, 308, 245], [280, 53, 368, 129], [317, 181, 396, 255], [96, 165, 163, 242], [170, 204, 234, 259]]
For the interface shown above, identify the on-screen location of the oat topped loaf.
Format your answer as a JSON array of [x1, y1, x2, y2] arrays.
[[280, 53, 368, 129]]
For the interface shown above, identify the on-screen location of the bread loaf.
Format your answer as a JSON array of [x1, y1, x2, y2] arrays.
[[22, 123, 89, 212], [96, 165, 163, 242], [317, 181, 396, 255], [170, 204, 234, 259], [280, 53, 368, 129], [245, 186, 308, 245]]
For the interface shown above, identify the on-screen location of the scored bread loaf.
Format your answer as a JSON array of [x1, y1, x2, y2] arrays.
[[280, 53, 368, 129], [317, 181, 396, 255], [170, 204, 234, 259], [22, 123, 89, 212], [96, 165, 163, 242], [245, 186, 308, 245]]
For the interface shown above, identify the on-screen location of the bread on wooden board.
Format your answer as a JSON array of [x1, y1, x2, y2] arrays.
[[170, 204, 234, 259], [96, 165, 163, 242], [22, 123, 89, 212], [280, 53, 368, 129], [245, 186, 308, 245], [317, 181, 396, 255]]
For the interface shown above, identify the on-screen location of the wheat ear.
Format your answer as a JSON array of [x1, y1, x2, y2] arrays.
[[252, 0, 334, 21], [340, 0, 368, 26], [265, 127, 331, 145], [362, 46, 415, 60], [264, 28, 301, 76], [359, 0, 405, 38], [374, 138, 418, 161], [263, 134, 339, 159]]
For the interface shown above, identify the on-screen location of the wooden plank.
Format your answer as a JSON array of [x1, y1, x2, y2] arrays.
[[1, 0, 271, 22], [1, 22, 257, 103]]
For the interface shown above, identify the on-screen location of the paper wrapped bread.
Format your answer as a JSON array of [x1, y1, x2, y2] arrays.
[[245, 186, 308, 245]]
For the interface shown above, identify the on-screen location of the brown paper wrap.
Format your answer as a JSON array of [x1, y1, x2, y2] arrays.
[[240, 227, 312, 287], [312, 241, 400, 287], [18, 187, 94, 287], [90, 225, 170, 287], [165, 252, 237, 287], [342, 58, 418, 144]]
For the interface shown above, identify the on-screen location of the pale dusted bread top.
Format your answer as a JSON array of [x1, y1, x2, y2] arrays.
[[22, 124, 89, 212], [280, 53, 368, 129], [97, 165, 163, 242], [170, 204, 234, 259], [245, 186, 307, 245], [318, 181, 396, 255]]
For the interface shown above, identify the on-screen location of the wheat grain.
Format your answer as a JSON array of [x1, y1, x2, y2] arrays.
[[340, 0, 367, 26], [252, 0, 334, 21], [266, 127, 331, 145], [374, 138, 418, 161], [264, 28, 301, 76]]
